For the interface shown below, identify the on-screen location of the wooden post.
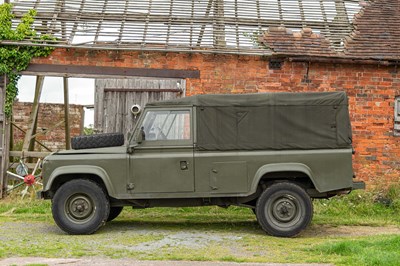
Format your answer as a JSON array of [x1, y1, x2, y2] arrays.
[[0, 74, 5, 198], [22, 76, 44, 154], [0, 75, 10, 198], [63, 77, 71, 150]]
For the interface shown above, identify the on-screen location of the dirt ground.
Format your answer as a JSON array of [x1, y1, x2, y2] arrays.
[[0, 222, 399, 266], [302, 224, 400, 237], [0, 257, 334, 266]]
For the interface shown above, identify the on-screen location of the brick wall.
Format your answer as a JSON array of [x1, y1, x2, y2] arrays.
[[31, 49, 400, 187], [13, 102, 84, 151]]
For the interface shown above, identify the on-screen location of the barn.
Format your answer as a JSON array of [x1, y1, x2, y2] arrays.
[[1, 0, 399, 197]]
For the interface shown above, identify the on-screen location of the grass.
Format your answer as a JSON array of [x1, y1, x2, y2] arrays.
[[313, 189, 400, 226], [310, 235, 400, 266], [0, 185, 399, 265]]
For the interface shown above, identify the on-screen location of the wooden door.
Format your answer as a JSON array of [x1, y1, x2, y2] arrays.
[[94, 78, 185, 135]]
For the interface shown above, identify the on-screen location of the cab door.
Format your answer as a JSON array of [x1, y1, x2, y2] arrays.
[[129, 108, 194, 193]]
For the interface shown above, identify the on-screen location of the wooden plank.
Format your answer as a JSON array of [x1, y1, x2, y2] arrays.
[[63, 77, 71, 149], [0, 74, 7, 198], [196, 0, 214, 46], [142, 0, 153, 46], [189, 0, 195, 47], [213, 0, 226, 48], [22, 76, 44, 152], [68, 0, 86, 44], [0, 121, 10, 198], [9, 151, 51, 158], [22, 64, 201, 79], [117, 0, 129, 44], [104, 88, 182, 93], [94, 0, 108, 43], [11, 122, 52, 152], [94, 79, 105, 133], [166, 0, 174, 46]]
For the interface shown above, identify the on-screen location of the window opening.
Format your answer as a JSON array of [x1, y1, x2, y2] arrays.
[[394, 97, 400, 136]]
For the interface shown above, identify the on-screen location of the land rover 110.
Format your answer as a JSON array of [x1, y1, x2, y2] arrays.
[[38, 91, 365, 237]]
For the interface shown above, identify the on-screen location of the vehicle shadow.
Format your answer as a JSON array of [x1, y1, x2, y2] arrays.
[[103, 219, 263, 235], [100, 220, 400, 238]]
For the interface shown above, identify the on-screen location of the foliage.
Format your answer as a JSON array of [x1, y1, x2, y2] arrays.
[[83, 124, 95, 135], [0, 3, 55, 117], [311, 235, 400, 266], [313, 184, 400, 226]]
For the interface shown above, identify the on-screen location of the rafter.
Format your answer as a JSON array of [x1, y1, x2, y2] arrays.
[[8, 0, 362, 55]]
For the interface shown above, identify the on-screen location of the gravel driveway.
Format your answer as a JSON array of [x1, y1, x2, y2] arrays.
[[0, 257, 334, 266], [0, 219, 398, 266]]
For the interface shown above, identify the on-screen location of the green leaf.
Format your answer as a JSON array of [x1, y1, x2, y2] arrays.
[[0, 3, 55, 117]]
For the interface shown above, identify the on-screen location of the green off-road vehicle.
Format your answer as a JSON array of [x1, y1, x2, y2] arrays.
[[38, 91, 365, 237]]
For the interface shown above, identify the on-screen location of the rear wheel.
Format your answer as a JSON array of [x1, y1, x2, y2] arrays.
[[256, 182, 313, 237], [52, 179, 110, 235]]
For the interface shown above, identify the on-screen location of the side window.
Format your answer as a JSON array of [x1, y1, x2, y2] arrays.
[[141, 110, 191, 141]]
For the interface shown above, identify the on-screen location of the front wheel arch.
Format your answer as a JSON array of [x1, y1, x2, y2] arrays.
[[47, 173, 109, 199], [44, 166, 116, 198]]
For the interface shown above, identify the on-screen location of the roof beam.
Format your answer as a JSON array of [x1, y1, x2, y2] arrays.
[[117, 0, 129, 44], [22, 64, 201, 79], [94, 0, 108, 43], [17, 11, 352, 30]]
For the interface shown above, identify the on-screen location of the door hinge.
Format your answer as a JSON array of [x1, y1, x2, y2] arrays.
[[127, 183, 135, 190]]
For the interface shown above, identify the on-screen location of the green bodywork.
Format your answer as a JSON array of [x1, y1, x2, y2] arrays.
[[40, 92, 363, 206]]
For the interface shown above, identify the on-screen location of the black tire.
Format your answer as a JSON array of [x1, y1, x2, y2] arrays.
[[107, 207, 123, 222], [71, 133, 124, 150], [52, 179, 110, 235], [256, 182, 313, 237]]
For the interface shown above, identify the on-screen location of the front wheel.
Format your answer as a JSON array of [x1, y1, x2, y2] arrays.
[[256, 182, 313, 237], [52, 179, 110, 235], [107, 206, 123, 222]]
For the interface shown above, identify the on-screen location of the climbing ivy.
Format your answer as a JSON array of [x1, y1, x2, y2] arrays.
[[0, 3, 55, 117]]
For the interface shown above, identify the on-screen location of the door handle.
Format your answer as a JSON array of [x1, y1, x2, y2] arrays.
[[180, 161, 189, 170]]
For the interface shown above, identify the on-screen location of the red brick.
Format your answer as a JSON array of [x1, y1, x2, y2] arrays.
[[29, 48, 400, 187]]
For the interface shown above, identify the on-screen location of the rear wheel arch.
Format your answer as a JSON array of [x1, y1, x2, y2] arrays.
[[252, 163, 320, 193]]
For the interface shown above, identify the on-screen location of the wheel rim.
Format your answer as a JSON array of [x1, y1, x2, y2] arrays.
[[65, 194, 95, 224], [265, 193, 302, 230]]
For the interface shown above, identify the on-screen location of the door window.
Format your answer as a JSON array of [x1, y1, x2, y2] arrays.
[[141, 110, 191, 141]]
